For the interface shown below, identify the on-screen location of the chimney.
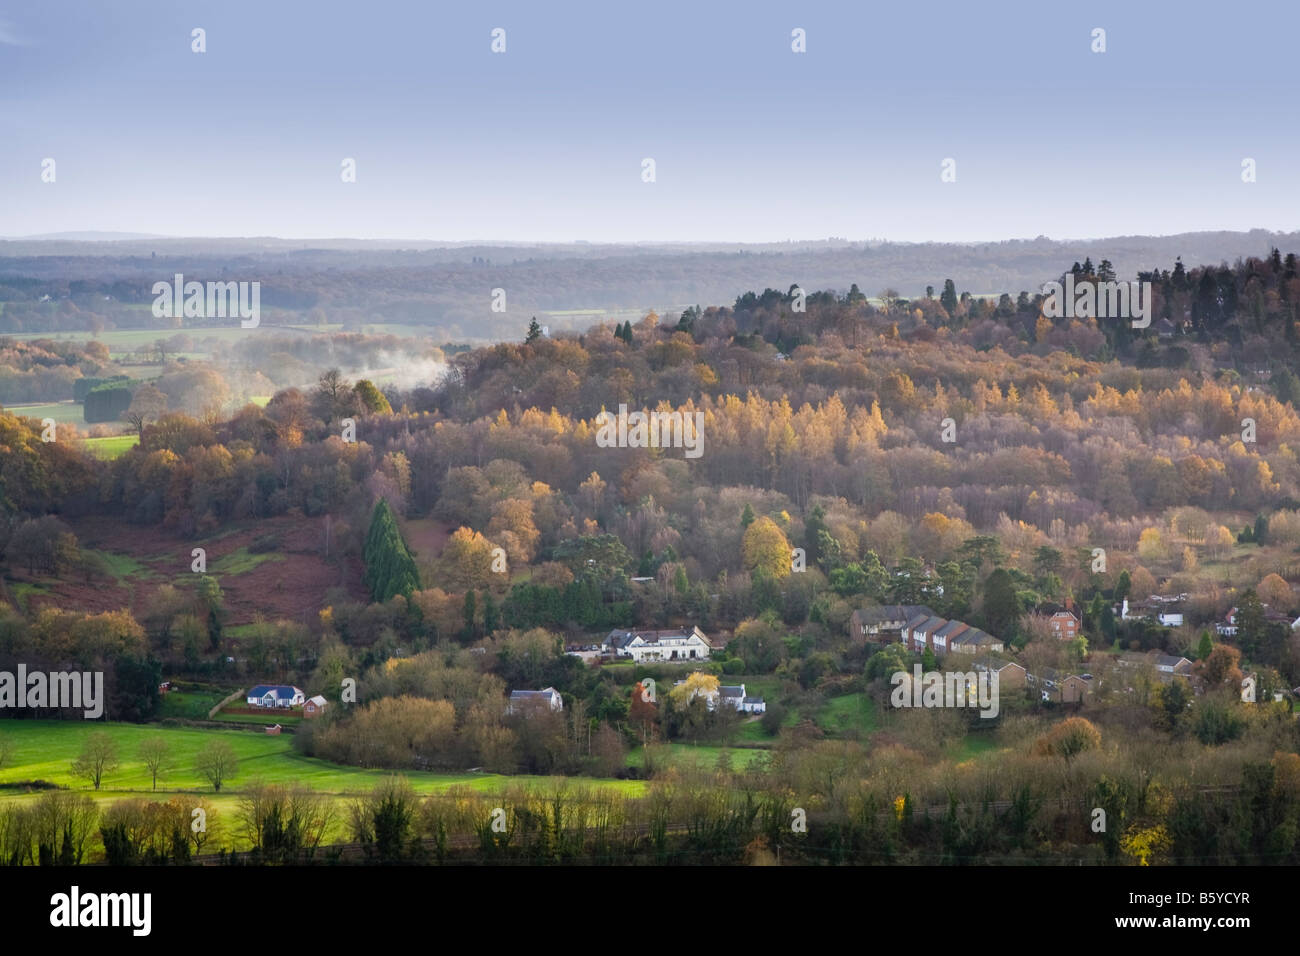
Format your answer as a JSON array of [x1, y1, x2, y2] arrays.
[[1065, 596, 1073, 612]]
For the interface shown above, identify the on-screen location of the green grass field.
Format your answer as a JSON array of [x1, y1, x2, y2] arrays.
[[5, 580, 52, 611], [0, 721, 294, 792], [221, 623, 263, 639], [0, 721, 648, 794], [0, 721, 646, 804], [2, 401, 84, 424], [85, 548, 151, 583], [211, 547, 284, 576], [946, 733, 1001, 763], [815, 693, 880, 736], [733, 716, 776, 743], [627, 742, 771, 772], [0, 720, 646, 852], [79, 434, 138, 459], [729, 675, 781, 697]]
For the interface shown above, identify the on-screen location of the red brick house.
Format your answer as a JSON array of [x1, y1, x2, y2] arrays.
[[1048, 610, 1081, 640]]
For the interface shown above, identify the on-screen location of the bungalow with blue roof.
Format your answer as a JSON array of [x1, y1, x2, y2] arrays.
[[246, 685, 305, 708]]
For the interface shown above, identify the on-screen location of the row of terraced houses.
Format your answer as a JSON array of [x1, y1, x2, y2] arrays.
[[849, 605, 1004, 657]]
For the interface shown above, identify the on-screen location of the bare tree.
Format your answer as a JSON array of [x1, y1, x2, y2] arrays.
[[71, 731, 119, 791], [138, 736, 174, 791], [314, 368, 351, 422], [189, 796, 219, 854], [122, 384, 168, 439], [195, 740, 239, 792]]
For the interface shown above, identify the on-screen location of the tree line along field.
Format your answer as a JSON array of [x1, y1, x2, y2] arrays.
[[0, 720, 648, 853]]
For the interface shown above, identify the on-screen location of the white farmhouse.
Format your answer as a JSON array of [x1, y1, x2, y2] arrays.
[[603, 626, 712, 663]]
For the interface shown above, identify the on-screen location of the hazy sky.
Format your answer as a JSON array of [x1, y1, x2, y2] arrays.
[[2, 0, 1297, 243]]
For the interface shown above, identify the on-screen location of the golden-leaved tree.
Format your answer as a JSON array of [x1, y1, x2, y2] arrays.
[[743, 516, 792, 580], [668, 672, 720, 708]]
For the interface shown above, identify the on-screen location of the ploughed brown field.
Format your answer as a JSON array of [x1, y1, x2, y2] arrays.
[[8, 514, 368, 626]]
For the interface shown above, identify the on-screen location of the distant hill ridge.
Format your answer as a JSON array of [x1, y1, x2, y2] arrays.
[[1, 229, 1294, 342]]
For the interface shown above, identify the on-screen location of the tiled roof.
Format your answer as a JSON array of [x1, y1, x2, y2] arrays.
[[856, 605, 936, 624]]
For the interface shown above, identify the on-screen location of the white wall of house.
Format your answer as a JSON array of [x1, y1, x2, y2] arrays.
[[627, 635, 711, 662]]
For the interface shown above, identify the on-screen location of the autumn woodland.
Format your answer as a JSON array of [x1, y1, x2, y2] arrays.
[[0, 247, 1296, 867]]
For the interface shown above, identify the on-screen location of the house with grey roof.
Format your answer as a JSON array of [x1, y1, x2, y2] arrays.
[[1153, 653, 1193, 675], [907, 616, 949, 654], [717, 683, 766, 714], [950, 627, 1003, 655], [973, 656, 1026, 689], [849, 605, 936, 643], [932, 620, 970, 655], [603, 626, 711, 662], [507, 687, 563, 715]]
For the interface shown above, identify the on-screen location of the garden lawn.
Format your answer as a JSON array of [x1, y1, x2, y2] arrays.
[[157, 688, 232, 720]]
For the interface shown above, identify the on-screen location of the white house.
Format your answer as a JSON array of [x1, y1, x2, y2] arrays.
[[246, 685, 305, 708], [1218, 605, 1300, 636], [604, 626, 712, 663], [1216, 608, 1240, 638], [720, 683, 767, 713], [849, 605, 935, 643], [1121, 597, 1183, 628], [507, 687, 563, 715], [720, 685, 746, 709]]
